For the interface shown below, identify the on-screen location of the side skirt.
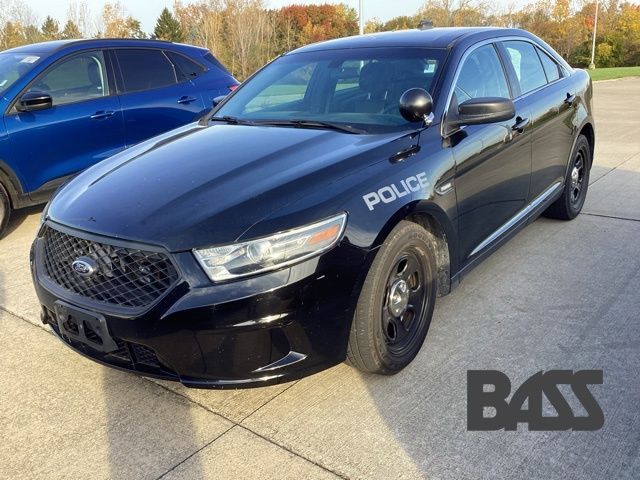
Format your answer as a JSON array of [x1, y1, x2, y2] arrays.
[[450, 180, 564, 289]]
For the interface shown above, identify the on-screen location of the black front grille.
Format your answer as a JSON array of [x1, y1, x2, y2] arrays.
[[41, 226, 179, 310], [106, 339, 164, 369], [130, 343, 162, 367]]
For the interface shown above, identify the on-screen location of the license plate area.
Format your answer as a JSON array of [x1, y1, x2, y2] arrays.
[[54, 301, 118, 353]]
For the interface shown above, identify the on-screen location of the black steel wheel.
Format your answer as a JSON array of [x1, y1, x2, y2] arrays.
[[544, 134, 591, 220], [382, 250, 430, 357], [347, 220, 437, 374]]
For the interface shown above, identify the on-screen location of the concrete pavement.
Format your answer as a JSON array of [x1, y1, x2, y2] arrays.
[[1, 78, 639, 480]]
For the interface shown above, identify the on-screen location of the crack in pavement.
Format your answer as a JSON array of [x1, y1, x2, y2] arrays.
[[154, 423, 348, 480], [150, 379, 347, 479], [590, 151, 640, 187], [0, 304, 51, 334], [154, 424, 236, 480], [581, 212, 640, 223]]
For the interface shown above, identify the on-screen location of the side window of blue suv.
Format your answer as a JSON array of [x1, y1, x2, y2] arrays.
[[29, 51, 110, 106], [116, 49, 177, 93], [165, 51, 206, 82]]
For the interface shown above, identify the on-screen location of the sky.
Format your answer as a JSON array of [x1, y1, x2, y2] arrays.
[[22, 0, 427, 34]]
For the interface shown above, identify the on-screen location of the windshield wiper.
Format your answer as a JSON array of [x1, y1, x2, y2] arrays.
[[252, 119, 366, 134], [208, 115, 253, 125]]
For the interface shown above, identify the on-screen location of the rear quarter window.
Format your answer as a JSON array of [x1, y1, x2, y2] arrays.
[[165, 51, 206, 81], [203, 53, 230, 75]]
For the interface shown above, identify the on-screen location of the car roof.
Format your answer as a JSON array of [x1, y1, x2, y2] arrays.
[[3, 38, 207, 56], [289, 27, 532, 54]]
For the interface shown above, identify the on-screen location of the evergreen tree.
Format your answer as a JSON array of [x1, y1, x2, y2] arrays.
[[125, 18, 146, 39], [153, 7, 185, 42], [61, 20, 82, 39], [41, 16, 61, 41]]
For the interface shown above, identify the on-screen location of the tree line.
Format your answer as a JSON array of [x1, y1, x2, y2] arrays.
[[1, 0, 639, 80]]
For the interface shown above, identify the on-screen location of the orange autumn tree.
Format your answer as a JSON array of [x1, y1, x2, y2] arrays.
[[273, 3, 358, 51]]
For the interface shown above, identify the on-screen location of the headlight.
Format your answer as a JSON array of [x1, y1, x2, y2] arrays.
[[194, 213, 347, 281]]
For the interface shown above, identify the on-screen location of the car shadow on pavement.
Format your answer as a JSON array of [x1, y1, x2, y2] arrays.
[[100, 368, 211, 480], [3, 205, 43, 238]]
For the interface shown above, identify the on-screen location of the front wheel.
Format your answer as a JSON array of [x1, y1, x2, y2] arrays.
[[347, 221, 437, 374], [0, 183, 10, 239], [544, 134, 591, 220]]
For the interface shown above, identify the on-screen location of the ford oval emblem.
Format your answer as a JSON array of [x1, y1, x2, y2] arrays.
[[72, 256, 97, 277]]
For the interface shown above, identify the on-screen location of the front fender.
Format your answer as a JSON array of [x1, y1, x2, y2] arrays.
[[241, 128, 459, 301]]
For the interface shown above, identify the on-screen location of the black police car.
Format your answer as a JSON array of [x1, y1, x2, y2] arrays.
[[32, 28, 594, 388]]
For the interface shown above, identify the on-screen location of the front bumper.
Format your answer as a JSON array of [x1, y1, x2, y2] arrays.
[[31, 224, 369, 388]]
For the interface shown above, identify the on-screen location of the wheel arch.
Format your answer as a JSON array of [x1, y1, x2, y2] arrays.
[[0, 160, 24, 209], [579, 122, 595, 167], [367, 200, 458, 297]]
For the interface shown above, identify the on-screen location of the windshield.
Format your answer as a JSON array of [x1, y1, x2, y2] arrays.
[[215, 47, 446, 133], [0, 52, 42, 97]]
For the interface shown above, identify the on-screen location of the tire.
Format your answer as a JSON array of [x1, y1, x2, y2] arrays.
[[544, 134, 591, 220], [0, 183, 11, 239], [347, 220, 437, 374]]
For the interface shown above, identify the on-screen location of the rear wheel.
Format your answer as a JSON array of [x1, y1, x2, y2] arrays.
[[544, 134, 591, 220], [347, 221, 437, 374], [0, 183, 10, 239]]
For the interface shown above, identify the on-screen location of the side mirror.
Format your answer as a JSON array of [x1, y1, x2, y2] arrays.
[[212, 95, 227, 107], [449, 97, 515, 127], [17, 91, 52, 112], [399, 88, 434, 124]]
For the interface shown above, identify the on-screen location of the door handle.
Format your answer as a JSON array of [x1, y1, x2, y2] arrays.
[[178, 96, 197, 105], [511, 116, 530, 133], [564, 92, 576, 105], [90, 110, 114, 120]]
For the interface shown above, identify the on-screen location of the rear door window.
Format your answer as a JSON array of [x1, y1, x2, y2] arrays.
[[116, 49, 177, 93], [502, 41, 548, 95]]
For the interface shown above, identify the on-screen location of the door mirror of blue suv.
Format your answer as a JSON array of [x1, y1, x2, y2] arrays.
[[212, 94, 227, 107], [17, 91, 53, 112]]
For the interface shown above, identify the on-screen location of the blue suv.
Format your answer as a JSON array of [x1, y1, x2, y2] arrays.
[[0, 39, 237, 236]]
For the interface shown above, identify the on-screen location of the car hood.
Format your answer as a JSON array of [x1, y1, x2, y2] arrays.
[[48, 122, 407, 251]]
